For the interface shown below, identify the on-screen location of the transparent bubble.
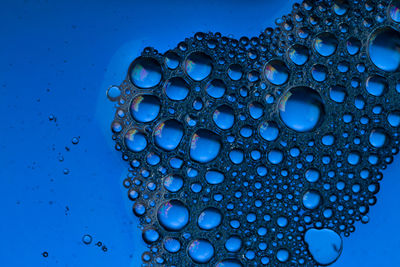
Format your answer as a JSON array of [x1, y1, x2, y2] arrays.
[[164, 237, 181, 253], [205, 170, 225, 185], [311, 64, 328, 82], [215, 259, 243, 267], [276, 248, 289, 262], [154, 119, 184, 151], [229, 149, 244, 164], [302, 190, 322, 209], [369, 128, 387, 148], [305, 168, 320, 183], [129, 57, 162, 88], [365, 75, 387, 96], [333, 0, 349, 16], [225, 236, 242, 252], [190, 129, 222, 163], [368, 27, 400, 72], [389, 0, 400, 23], [164, 51, 180, 69], [304, 228, 342, 266], [106, 86, 121, 101], [287, 44, 309, 65], [206, 79, 227, 98], [124, 129, 147, 152], [314, 32, 338, 57], [279, 87, 325, 132], [259, 121, 279, 141], [346, 37, 361, 55], [198, 207, 222, 230], [264, 59, 289, 85], [248, 102, 264, 120], [157, 200, 189, 231], [228, 64, 243, 81], [185, 52, 213, 81], [130, 95, 161, 122], [143, 228, 160, 244], [163, 174, 184, 192], [188, 239, 215, 264], [329, 85, 347, 103], [164, 77, 190, 101], [388, 110, 400, 127]]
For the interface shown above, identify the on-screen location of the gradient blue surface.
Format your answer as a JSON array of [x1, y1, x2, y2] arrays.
[[1, 0, 399, 266]]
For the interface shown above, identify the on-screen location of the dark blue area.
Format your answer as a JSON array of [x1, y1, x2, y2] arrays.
[[1, 0, 399, 266]]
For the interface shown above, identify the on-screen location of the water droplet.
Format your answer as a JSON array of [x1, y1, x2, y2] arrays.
[[129, 57, 162, 88], [279, 87, 325, 132], [304, 228, 342, 266], [365, 75, 387, 96], [198, 207, 222, 230], [369, 128, 387, 148], [314, 32, 338, 57], [368, 27, 400, 72], [185, 52, 213, 81], [302, 190, 322, 209], [164, 77, 190, 101], [190, 129, 222, 163], [206, 79, 226, 98], [264, 59, 289, 85], [130, 95, 161, 122], [124, 129, 147, 152], [154, 119, 184, 151], [259, 121, 279, 141], [288, 44, 309, 65], [205, 170, 225, 185], [157, 200, 189, 231], [188, 239, 215, 264]]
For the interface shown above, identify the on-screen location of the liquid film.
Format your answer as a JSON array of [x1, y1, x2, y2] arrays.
[[108, 0, 400, 265]]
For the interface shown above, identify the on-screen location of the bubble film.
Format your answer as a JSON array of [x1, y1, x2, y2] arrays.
[[108, 0, 400, 265]]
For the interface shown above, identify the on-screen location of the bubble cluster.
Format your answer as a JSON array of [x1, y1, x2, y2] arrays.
[[108, 0, 400, 265]]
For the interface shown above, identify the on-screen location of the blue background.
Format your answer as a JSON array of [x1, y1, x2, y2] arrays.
[[1, 0, 399, 266]]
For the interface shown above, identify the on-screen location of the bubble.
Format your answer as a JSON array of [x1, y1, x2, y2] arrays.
[[157, 200, 189, 231], [188, 239, 215, 264], [287, 44, 309, 65], [259, 121, 279, 141], [368, 27, 400, 72], [164, 51, 180, 69], [264, 59, 289, 85], [163, 174, 184, 192], [311, 64, 328, 82], [205, 170, 225, 185], [314, 32, 338, 57], [279, 87, 325, 132], [185, 52, 213, 81], [215, 259, 243, 267], [365, 75, 388, 96], [305, 168, 320, 183], [248, 102, 264, 120], [190, 129, 222, 163], [130, 95, 161, 122], [302, 190, 322, 209], [329, 85, 347, 103], [276, 249, 289, 262], [82, 234, 92, 245], [267, 149, 283, 164], [225, 236, 242, 252], [333, 0, 349, 16], [106, 86, 121, 101], [304, 228, 342, 266], [154, 119, 184, 151], [388, 110, 400, 127], [228, 64, 243, 81], [143, 228, 160, 244], [229, 149, 244, 164], [346, 37, 361, 55], [369, 128, 388, 148], [164, 77, 190, 101], [124, 129, 147, 152], [198, 207, 223, 230], [164, 237, 181, 253], [389, 0, 400, 22], [129, 57, 162, 88], [206, 79, 227, 98], [347, 151, 361, 165]]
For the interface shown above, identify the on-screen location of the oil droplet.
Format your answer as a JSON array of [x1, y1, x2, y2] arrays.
[[157, 200, 189, 231], [164, 77, 190, 101], [368, 27, 400, 72], [129, 57, 162, 88], [190, 129, 222, 163], [304, 228, 342, 266], [198, 207, 222, 230], [154, 119, 184, 151], [188, 239, 215, 264], [264, 59, 289, 85], [185, 52, 213, 81], [124, 129, 147, 152], [130, 95, 161, 122], [279, 87, 325, 132]]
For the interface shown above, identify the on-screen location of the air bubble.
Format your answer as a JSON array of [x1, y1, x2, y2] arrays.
[[368, 27, 400, 72], [154, 119, 184, 151], [129, 57, 162, 88], [157, 200, 189, 231], [130, 95, 161, 122], [185, 52, 213, 81], [188, 239, 215, 264], [190, 129, 222, 163]]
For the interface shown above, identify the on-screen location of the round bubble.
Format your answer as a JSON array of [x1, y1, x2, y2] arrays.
[[188, 239, 215, 264], [129, 57, 162, 88], [157, 200, 189, 231], [185, 52, 213, 81], [124, 129, 147, 152], [368, 27, 400, 72], [130, 95, 161, 122]]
